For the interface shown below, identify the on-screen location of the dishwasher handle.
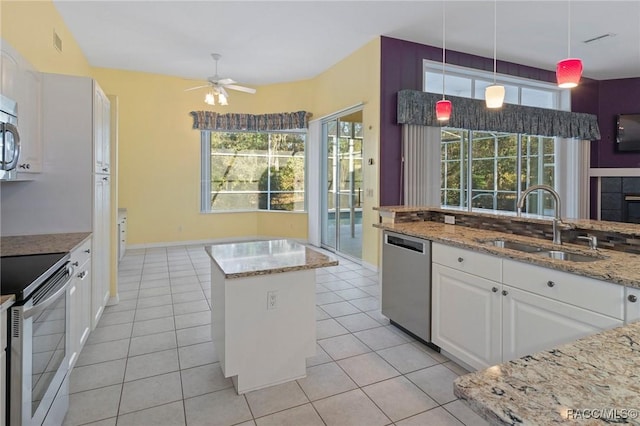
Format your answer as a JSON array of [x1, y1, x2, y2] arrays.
[[385, 234, 427, 254]]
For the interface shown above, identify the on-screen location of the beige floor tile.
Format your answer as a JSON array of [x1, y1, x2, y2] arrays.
[[70, 358, 126, 393], [136, 294, 172, 309], [406, 365, 460, 405], [395, 406, 464, 426], [254, 403, 324, 426], [174, 310, 210, 329], [119, 371, 183, 415], [318, 334, 371, 360], [124, 348, 179, 382], [337, 352, 400, 387], [176, 324, 211, 347], [306, 343, 333, 367], [184, 388, 252, 426], [116, 401, 185, 426], [85, 323, 132, 345], [128, 330, 177, 357], [181, 362, 233, 398], [297, 362, 357, 401], [245, 381, 309, 418], [173, 299, 210, 316], [348, 296, 379, 312], [442, 400, 490, 426], [320, 301, 360, 317], [63, 384, 121, 426], [75, 338, 129, 367], [316, 318, 349, 339], [96, 310, 135, 327], [377, 342, 440, 374], [313, 389, 390, 426], [131, 316, 175, 337], [335, 312, 382, 333], [353, 325, 410, 351], [362, 376, 438, 422], [178, 341, 218, 369], [315, 291, 344, 305], [135, 304, 174, 322]]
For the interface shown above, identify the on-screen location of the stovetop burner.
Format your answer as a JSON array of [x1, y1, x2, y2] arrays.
[[1, 252, 70, 301]]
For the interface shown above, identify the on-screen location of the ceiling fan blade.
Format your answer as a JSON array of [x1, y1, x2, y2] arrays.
[[225, 84, 257, 94], [184, 84, 211, 92], [217, 78, 236, 86]]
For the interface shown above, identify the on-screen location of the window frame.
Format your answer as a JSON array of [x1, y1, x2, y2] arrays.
[[200, 129, 308, 213]]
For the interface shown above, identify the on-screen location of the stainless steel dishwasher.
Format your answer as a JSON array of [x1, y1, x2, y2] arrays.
[[381, 231, 432, 343]]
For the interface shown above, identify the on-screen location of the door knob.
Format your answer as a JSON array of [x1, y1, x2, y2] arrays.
[[502, 290, 508, 296], [491, 287, 498, 293], [457, 257, 464, 263], [547, 281, 555, 288], [629, 295, 638, 303]]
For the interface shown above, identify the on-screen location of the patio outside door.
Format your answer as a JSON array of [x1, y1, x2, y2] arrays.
[[321, 110, 363, 260]]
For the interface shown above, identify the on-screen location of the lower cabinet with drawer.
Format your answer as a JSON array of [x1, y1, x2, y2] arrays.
[[68, 237, 93, 369], [1, 307, 7, 423], [432, 243, 625, 370]]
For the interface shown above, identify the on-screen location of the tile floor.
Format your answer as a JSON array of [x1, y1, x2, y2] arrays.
[[64, 244, 489, 426]]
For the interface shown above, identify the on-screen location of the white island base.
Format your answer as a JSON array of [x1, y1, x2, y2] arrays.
[[207, 240, 337, 395]]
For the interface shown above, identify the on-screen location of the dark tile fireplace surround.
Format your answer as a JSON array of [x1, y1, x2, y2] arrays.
[[600, 177, 640, 224]]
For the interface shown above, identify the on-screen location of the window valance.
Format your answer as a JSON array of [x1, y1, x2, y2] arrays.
[[397, 90, 600, 140], [190, 111, 312, 131]]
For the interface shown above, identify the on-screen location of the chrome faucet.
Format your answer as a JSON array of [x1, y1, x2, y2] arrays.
[[516, 184, 563, 245]]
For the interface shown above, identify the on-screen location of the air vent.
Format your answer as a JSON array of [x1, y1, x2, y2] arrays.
[[12, 310, 20, 338], [583, 33, 616, 44], [53, 30, 63, 52]]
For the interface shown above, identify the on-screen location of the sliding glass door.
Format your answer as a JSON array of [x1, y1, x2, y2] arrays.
[[321, 110, 363, 260]]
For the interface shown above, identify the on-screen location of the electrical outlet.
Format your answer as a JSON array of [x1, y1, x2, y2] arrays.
[[444, 215, 456, 225], [267, 290, 278, 310]]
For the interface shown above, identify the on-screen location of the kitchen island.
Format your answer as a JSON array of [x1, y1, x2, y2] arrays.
[[454, 321, 640, 425], [205, 239, 337, 394]]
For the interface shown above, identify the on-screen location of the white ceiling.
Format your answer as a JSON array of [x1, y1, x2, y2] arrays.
[[53, 1, 640, 87]]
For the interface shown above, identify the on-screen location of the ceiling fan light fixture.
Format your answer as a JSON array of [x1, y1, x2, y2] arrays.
[[556, 58, 583, 88], [205, 92, 216, 105], [218, 92, 228, 106]]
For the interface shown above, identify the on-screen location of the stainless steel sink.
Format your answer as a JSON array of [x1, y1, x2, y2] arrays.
[[486, 239, 547, 253], [534, 250, 600, 262]]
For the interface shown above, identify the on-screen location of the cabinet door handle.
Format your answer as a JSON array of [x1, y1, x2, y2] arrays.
[[547, 281, 555, 288], [102, 167, 109, 172], [19, 163, 30, 169], [629, 295, 638, 303], [84, 249, 91, 254], [72, 261, 79, 267], [502, 290, 508, 296], [103, 176, 109, 181], [77, 270, 87, 279], [492, 287, 498, 293], [457, 257, 464, 263]]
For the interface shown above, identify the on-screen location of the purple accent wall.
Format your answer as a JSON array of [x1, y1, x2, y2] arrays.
[[380, 36, 557, 205]]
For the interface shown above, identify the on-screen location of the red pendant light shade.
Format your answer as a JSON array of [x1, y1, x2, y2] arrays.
[[436, 100, 452, 121], [556, 58, 583, 88]]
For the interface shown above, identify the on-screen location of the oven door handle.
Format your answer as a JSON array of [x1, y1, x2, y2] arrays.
[[23, 271, 72, 319]]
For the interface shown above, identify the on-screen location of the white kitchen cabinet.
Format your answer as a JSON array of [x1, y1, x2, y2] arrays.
[[432, 242, 626, 370], [502, 285, 622, 361], [93, 86, 110, 175], [68, 238, 92, 369], [1, 307, 7, 423], [625, 287, 640, 323], [1, 41, 43, 173], [92, 174, 111, 328], [432, 263, 502, 369]]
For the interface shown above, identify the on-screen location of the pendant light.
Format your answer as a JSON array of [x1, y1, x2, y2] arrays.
[[485, 0, 505, 108], [436, 1, 452, 121], [556, 0, 583, 88]]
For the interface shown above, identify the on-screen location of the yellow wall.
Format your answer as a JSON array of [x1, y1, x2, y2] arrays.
[[1, 0, 91, 76], [2, 0, 382, 266]]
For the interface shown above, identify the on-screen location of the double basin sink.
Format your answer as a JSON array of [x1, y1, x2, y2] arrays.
[[485, 239, 602, 262]]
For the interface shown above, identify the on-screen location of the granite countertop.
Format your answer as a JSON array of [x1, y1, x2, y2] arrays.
[[454, 321, 640, 425], [375, 205, 640, 237], [205, 239, 338, 279], [1, 232, 92, 257], [0, 295, 15, 312], [376, 221, 640, 288]]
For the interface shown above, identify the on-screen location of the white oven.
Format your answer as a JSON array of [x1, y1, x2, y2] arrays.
[[0, 94, 21, 181], [4, 253, 72, 426]]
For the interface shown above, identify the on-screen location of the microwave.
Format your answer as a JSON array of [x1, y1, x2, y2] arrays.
[[1, 94, 21, 180]]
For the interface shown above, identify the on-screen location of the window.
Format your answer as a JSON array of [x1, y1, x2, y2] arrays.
[[201, 131, 306, 212], [425, 60, 563, 215], [440, 130, 555, 214]]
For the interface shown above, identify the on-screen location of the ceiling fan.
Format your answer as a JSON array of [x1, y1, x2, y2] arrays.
[[185, 53, 256, 105]]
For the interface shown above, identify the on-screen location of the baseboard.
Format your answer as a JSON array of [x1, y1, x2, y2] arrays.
[[361, 260, 378, 272], [127, 235, 276, 250], [107, 294, 119, 306]]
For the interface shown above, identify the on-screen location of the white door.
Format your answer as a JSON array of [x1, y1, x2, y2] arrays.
[[92, 174, 110, 328], [432, 264, 502, 370], [502, 285, 623, 362]]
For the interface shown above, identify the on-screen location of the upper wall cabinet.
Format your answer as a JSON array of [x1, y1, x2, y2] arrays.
[[1, 41, 43, 173]]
